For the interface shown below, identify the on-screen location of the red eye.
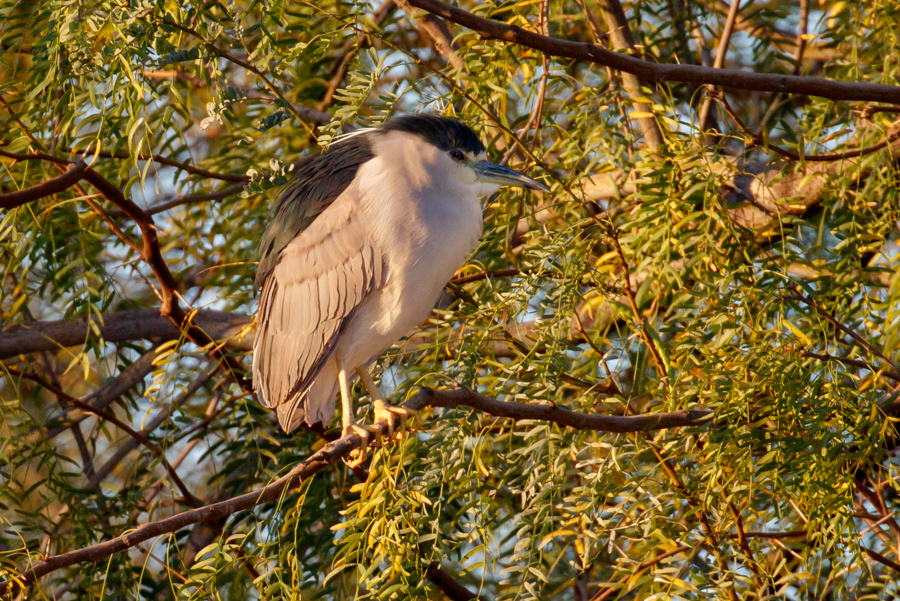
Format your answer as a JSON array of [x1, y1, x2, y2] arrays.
[[450, 149, 465, 162]]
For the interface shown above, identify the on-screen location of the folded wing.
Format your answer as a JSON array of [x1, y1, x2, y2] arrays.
[[253, 197, 384, 431]]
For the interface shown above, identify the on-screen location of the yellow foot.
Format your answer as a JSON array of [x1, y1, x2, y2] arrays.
[[374, 403, 420, 440], [342, 424, 370, 467]]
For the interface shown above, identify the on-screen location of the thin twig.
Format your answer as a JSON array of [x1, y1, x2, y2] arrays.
[[607, 229, 669, 382], [720, 94, 900, 162], [863, 546, 900, 574], [159, 18, 316, 136], [145, 182, 246, 215], [697, 0, 741, 143], [728, 501, 767, 590], [317, 0, 396, 111], [589, 545, 691, 601], [793, 0, 809, 75], [8, 368, 202, 507], [790, 291, 900, 381], [449, 268, 522, 285], [81, 149, 247, 182], [800, 349, 900, 384]]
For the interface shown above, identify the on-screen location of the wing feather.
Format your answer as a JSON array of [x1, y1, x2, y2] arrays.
[[253, 196, 385, 431]]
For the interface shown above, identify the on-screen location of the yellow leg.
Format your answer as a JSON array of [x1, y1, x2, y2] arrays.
[[339, 366, 369, 467], [356, 366, 419, 439]]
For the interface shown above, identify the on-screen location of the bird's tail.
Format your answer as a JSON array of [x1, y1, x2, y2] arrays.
[[275, 359, 339, 433]]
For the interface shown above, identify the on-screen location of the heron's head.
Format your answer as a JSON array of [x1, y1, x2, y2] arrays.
[[377, 115, 549, 196]]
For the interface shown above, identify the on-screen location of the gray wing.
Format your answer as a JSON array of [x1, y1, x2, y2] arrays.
[[252, 196, 384, 431], [255, 134, 374, 290]]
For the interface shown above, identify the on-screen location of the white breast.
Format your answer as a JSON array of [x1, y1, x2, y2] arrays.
[[333, 131, 483, 368]]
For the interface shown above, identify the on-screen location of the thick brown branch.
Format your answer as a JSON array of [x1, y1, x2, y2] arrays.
[[596, 0, 664, 151], [863, 546, 900, 574], [0, 160, 87, 210], [0, 308, 252, 360], [425, 564, 484, 600], [80, 169, 185, 318], [403, 0, 900, 104], [395, 0, 464, 69], [407, 387, 709, 433]]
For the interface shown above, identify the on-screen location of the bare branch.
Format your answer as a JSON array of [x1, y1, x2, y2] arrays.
[[86, 149, 248, 182], [711, 0, 837, 63], [0, 308, 253, 359], [403, 0, 900, 104], [0, 160, 87, 209], [596, 0, 664, 151], [11, 368, 202, 507], [863, 546, 900, 574], [409, 387, 709, 433], [145, 182, 246, 215], [395, 0, 463, 69], [790, 291, 900, 382], [720, 94, 900, 162], [800, 350, 900, 384], [794, 0, 810, 73], [424, 564, 484, 601], [83, 364, 217, 491]]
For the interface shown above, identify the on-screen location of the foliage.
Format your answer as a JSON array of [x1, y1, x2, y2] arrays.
[[2, 0, 900, 599]]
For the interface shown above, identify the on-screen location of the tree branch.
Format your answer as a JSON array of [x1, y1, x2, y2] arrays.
[[317, 0, 397, 111], [412, 387, 709, 432], [0, 160, 87, 210], [425, 563, 484, 601], [83, 364, 217, 491], [41, 346, 162, 439], [395, 0, 464, 69], [596, 0, 664, 151], [85, 149, 248, 182], [403, 0, 900, 104], [145, 182, 246, 215], [0, 308, 253, 360], [697, 0, 741, 144], [10, 368, 202, 507]]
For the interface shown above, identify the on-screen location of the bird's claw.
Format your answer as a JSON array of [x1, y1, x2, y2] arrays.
[[342, 424, 370, 467], [374, 403, 419, 440]]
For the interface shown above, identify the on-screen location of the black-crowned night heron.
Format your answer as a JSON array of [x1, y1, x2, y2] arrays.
[[252, 115, 546, 463]]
